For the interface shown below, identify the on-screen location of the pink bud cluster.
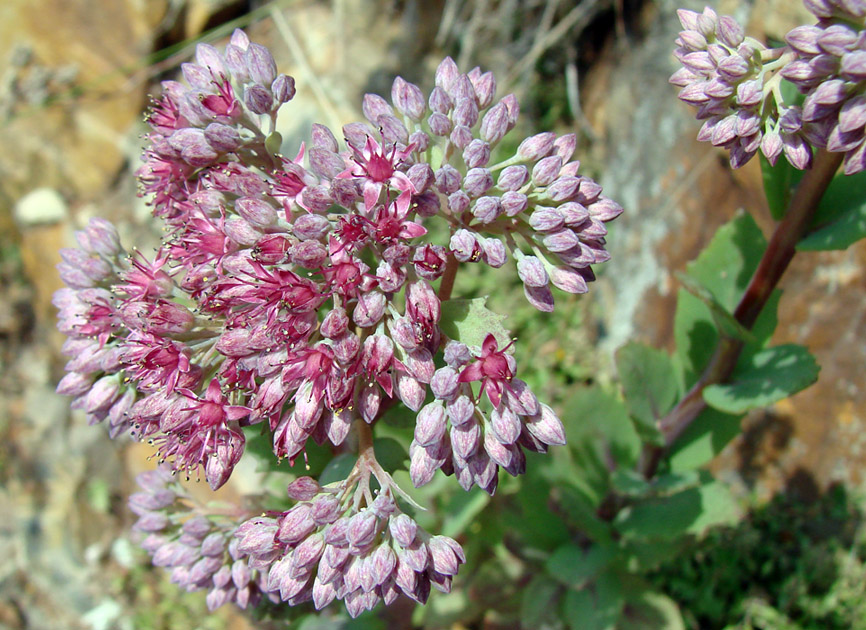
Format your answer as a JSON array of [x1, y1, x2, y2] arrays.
[[129, 467, 270, 611], [783, 0, 866, 173], [410, 336, 565, 493], [235, 475, 464, 617], [54, 28, 615, 617], [672, 1, 866, 173]]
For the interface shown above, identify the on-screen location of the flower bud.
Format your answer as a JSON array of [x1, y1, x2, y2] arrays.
[[525, 404, 567, 446], [389, 514, 417, 547], [391, 76, 426, 120], [471, 70, 497, 108], [463, 139, 490, 168], [430, 367, 459, 400], [449, 124, 473, 149], [428, 536, 463, 576], [529, 207, 564, 232], [497, 165, 528, 191], [271, 74, 296, 103], [277, 504, 316, 544], [446, 395, 474, 426], [353, 291, 386, 328], [452, 97, 479, 128], [448, 191, 470, 215], [500, 190, 529, 216], [397, 373, 426, 411], [85, 374, 121, 413], [471, 196, 501, 223], [819, 24, 858, 57], [543, 229, 581, 253], [293, 214, 331, 240], [81, 217, 121, 257], [517, 132, 556, 161], [516, 256, 549, 287], [309, 148, 345, 179], [462, 168, 492, 198], [760, 129, 783, 165], [414, 402, 447, 447], [244, 84, 273, 114], [409, 130, 430, 152], [204, 122, 242, 153], [532, 156, 563, 186], [378, 114, 409, 144], [427, 112, 452, 136], [491, 406, 522, 444], [842, 50, 866, 81], [169, 128, 218, 167], [362, 93, 393, 123], [481, 237, 506, 267], [290, 240, 328, 268], [550, 266, 589, 294], [435, 57, 459, 92], [236, 196, 277, 227], [434, 165, 461, 194], [524, 284, 555, 312], [224, 216, 261, 246], [480, 102, 509, 143], [246, 43, 277, 85], [320, 307, 349, 338], [407, 163, 434, 193], [716, 15, 744, 47]]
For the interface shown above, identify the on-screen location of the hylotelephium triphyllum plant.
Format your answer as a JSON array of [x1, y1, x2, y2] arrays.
[[53, 29, 621, 616], [54, 0, 866, 620]]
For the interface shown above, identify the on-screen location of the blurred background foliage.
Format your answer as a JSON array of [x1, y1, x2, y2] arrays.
[[3, 0, 866, 629]]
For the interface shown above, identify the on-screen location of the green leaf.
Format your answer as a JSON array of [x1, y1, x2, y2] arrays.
[[760, 152, 804, 221], [703, 344, 820, 414], [676, 273, 756, 343], [616, 342, 681, 440], [563, 589, 603, 630], [614, 480, 740, 540], [668, 407, 742, 471], [441, 488, 490, 538], [674, 213, 766, 382], [343, 611, 387, 630], [318, 453, 356, 485], [611, 469, 652, 497], [555, 484, 613, 543], [439, 296, 510, 349], [651, 470, 701, 495], [520, 575, 560, 628], [546, 544, 616, 588], [373, 437, 407, 474], [562, 387, 642, 471], [619, 591, 686, 630], [798, 170, 866, 250], [561, 571, 625, 630], [511, 467, 572, 551], [685, 212, 766, 310]]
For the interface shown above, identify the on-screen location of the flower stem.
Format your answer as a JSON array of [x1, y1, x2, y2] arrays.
[[438, 253, 459, 301], [635, 149, 843, 481]]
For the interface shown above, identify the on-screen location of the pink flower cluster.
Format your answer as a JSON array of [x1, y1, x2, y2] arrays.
[[672, 1, 866, 173], [55, 29, 621, 617]]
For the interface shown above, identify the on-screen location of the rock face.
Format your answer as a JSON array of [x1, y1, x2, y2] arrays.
[[584, 0, 866, 499], [0, 0, 167, 202]]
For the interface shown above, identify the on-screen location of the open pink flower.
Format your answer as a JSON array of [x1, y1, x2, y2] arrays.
[[458, 334, 515, 407], [340, 135, 416, 210]]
